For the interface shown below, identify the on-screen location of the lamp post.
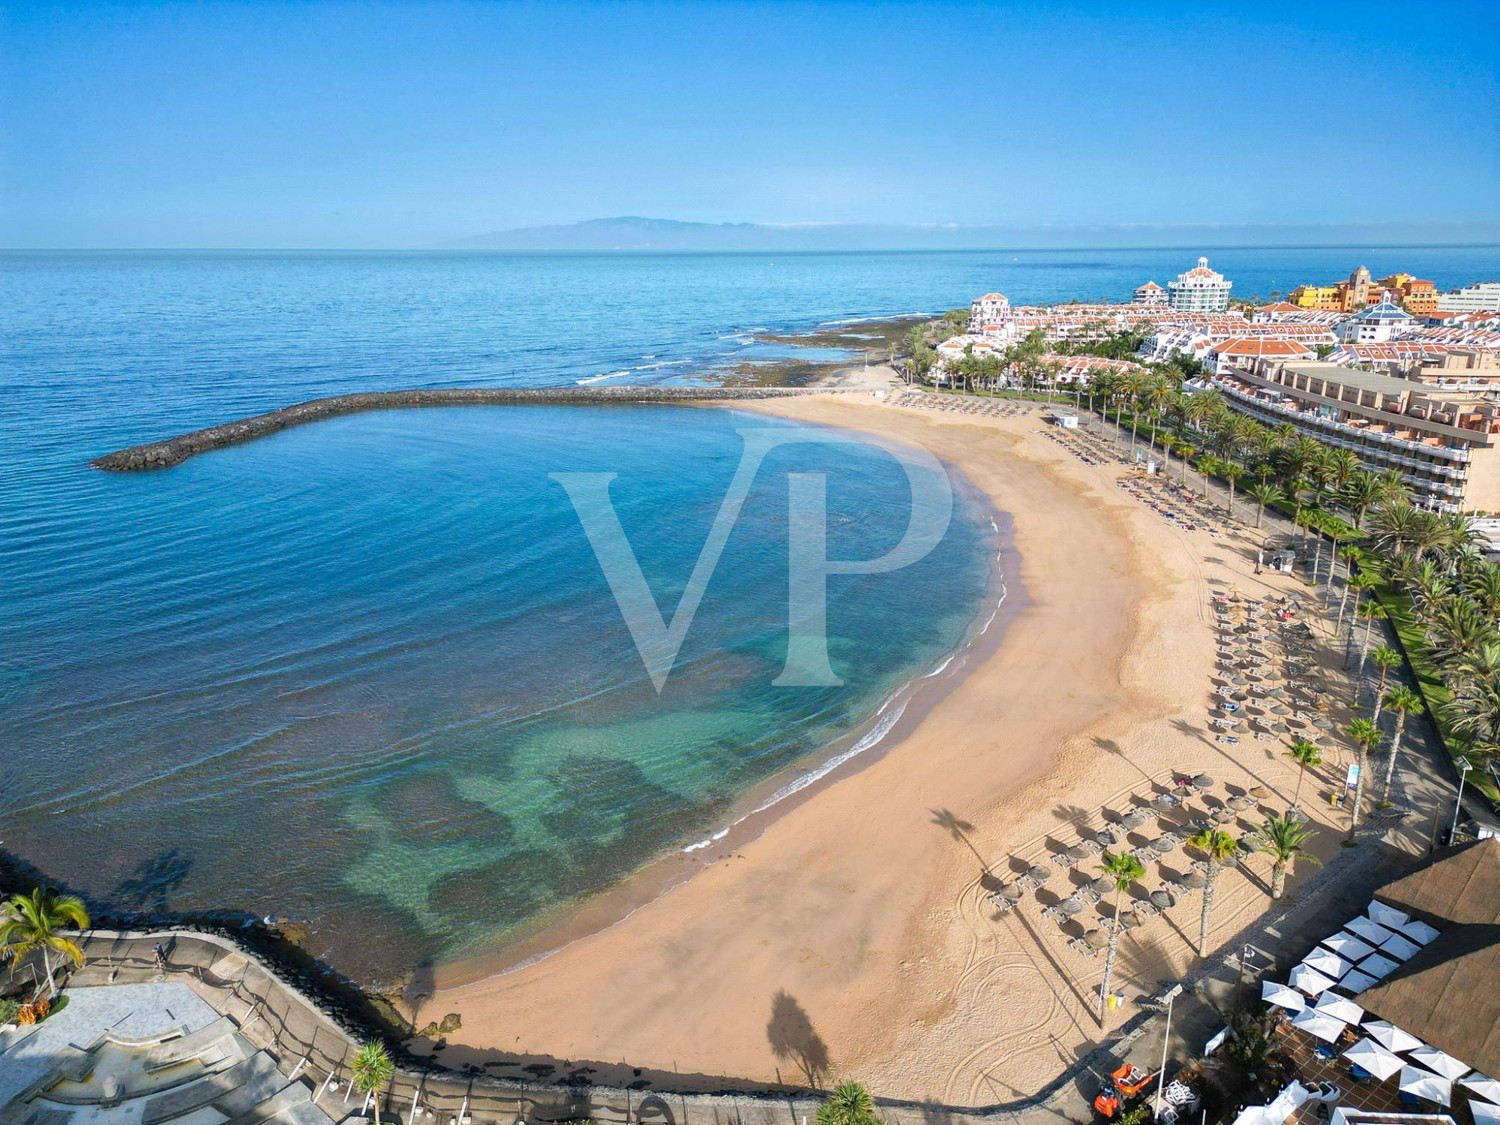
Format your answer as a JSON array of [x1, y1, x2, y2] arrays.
[[1448, 757, 1473, 844], [1154, 983, 1185, 1120]]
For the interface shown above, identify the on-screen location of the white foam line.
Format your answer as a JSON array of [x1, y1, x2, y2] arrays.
[[576, 370, 631, 385], [817, 312, 934, 327], [925, 654, 954, 677]]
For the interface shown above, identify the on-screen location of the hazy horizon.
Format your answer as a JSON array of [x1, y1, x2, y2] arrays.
[[3, 1, 1497, 250]]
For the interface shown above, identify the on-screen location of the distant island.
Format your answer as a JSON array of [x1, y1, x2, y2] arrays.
[[437, 216, 1500, 252]]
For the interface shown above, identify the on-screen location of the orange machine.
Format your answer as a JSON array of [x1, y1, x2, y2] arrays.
[[1094, 1064, 1158, 1118]]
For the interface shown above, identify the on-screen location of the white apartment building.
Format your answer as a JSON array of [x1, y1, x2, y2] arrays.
[[1133, 280, 1167, 305], [1338, 295, 1414, 343], [1438, 281, 1500, 313], [968, 292, 1017, 337], [1167, 257, 1233, 313]]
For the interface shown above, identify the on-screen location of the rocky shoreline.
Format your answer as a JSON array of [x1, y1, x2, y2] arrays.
[[93, 386, 845, 470]]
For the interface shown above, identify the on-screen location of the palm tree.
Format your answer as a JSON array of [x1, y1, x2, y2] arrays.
[[1465, 566, 1500, 623], [1286, 739, 1323, 810], [1185, 828, 1240, 956], [1096, 850, 1146, 1019], [817, 1082, 881, 1125], [1380, 687, 1422, 805], [1222, 463, 1246, 517], [1352, 601, 1389, 695], [351, 1041, 395, 1125], [1370, 501, 1421, 557], [1245, 481, 1283, 530], [0, 888, 90, 998], [1368, 645, 1400, 721], [1340, 571, 1376, 642], [1341, 472, 1384, 529], [1255, 815, 1322, 899], [1441, 676, 1500, 762], [1345, 718, 1383, 845], [1426, 598, 1496, 667]]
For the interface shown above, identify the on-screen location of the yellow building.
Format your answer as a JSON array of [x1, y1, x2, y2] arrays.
[[1290, 284, 1341, 310]]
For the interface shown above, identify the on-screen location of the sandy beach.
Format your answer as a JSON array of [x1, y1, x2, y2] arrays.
[[423, 382, 1361, 1105]]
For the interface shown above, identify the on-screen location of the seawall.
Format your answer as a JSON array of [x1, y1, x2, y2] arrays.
[[92, 386, 848, 471]]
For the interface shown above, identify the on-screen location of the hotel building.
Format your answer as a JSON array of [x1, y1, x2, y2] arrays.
[[1133, 280, 1168, 305], [1439, 282, 1500, 313], [1167, 257, 1233, 313], [1338, 296, 1415, 343], [1213, 358, 1500, 513]]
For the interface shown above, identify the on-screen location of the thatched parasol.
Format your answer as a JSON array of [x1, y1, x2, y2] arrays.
[[1181, 872, 1207, 889], [1029, 864, 1053, 881], [1085, 928, 1109, 949], [1150, 889, 1174, 909]]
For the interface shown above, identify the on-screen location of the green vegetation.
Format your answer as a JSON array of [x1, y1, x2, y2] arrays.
[[1346, 718, 1382, 844], [1252, 815, 1321, 899], [817, 1082, 882, 1125], [1286, 739, 1323, 809], [1186, 828, 1240, 956], [0, 888, 90, 998], [351, 1041, 395, 1125], [1096, 850, 1146, 1019]]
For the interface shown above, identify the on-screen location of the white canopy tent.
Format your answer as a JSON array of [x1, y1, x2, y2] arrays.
[[1361, 952, 1401, 979], [1314, 994, 1364, 1025], [1368, 901, 1411, 929], [1262, 980, 1306, 1012], [1399, 1066, 1453, 1107], [1342, 1038, 1405, 1081], [1322, 932, 1376, 960], [1347, 918, 1395, 944], [1380, 933, 1422, 962], [1293, 1008, 1348, 1043], [1460, 1074, 1500, 1105], [1400, 918, 1440, 945], [1407, 1046, 1470, 1081], [1471, 1102, 1500, 1125], [1364, 1020, 1423, 1053], [1289, 964, 1337, 996], [1302, 948, 1351, 978], [1339, 968, 1378, 993]]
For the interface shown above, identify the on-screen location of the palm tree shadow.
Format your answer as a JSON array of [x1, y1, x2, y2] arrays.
[[112, 849, 193, 914], [1093, 736, 1153, 785], [931, 808, 990, 874], [1170, 719, 1277, 791], [766, 990, 830, 1091]]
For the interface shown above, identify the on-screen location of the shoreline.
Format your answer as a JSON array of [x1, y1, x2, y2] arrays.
[[428, 465, 1023, 993]]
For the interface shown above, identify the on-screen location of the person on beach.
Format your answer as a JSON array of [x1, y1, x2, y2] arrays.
[[153, 943, 166, 972]]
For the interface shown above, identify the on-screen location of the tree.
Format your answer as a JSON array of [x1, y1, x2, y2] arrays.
[[1369, 645, 1401, 722], [1223, 464, 1246, 518], [1096, 850, 1146, 1019], [351, 1041, 396, 1125], [1380, 687, 1422, 805], [817, 1082, 881, 1125], [1341, 472, 1384, 529], [1441, 675, 1500, 763], [1370, 501, 1421, 557], [1334, 548, 1364, 632], [1286, 739, 1323, 810], [1185, 829, 1240, 956], [1254, 815, 1322, 900], [0, 888, 91, 998], [1345, 718, 1383, 845], [1246, 481, 1283, 530], [1352, 601, 1389, 701]]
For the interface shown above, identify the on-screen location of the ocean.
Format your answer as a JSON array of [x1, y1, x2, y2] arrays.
[[2, 246, 1495, 980]]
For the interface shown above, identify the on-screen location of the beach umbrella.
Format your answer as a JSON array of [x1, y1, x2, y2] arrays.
[[1401, 919, 1440, 945], [1399, 1067, 1452, 1107], [1472, 1105, 1500, 1125], [1227, 795, 1253, 811], [1193, 774, 1214, 789], [1151, 836, 1175, 853], [1231, 691, 1251, 702], [1313, 718, 1334, 731], [1339, 968, 1378, 993], [1460, 1075, 1500, 1105], [1314, 993, 1364, 1025], [1272, 704, 1292, 715], [1059, 896, 1084, 916], [1322, 932, 1376, 960], [1347, 918, 1394, 944], [1342, 1039, 1405, 1081], [1095, 829, 1120, 846], [1362, 952, 1400, 979], [1261, 980, 1306, 1012], [999, 883, 1023, 901], [1289, 964, 1336, 996], [1268, 722, 1290, 733], [1067, 844, 1091, 861], [1089, 876, 1113, 896], [1249, 785, 1271, 799], [1381, 933, 1421, 962], [1150, 796, 1177, 813], [1210, 808, 1235, 824], [1085, 928, 1109, 950], [1029, 864, 1053, 881], [1408, 1047, 1469, 1081], [1364, 1020, 1423, 1053], [1368, 901, 1410, 929], [1302, 948, 1349, 978], [1181, 871, 1207, 889], [1121, 911, 1144, 930], [1150, 889, 1174, 910], [1126, 808, 1153, 827], [1292, 1008, 1347, 1043]]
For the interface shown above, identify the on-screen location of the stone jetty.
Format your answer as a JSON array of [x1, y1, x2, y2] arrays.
[[93, 386, 841, 470]]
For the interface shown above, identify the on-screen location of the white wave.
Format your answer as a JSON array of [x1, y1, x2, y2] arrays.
[[633, 359, 693, 371], [925, 654, 954, 677], [576, 370, 631, 385], [817, 312, 934, 328]]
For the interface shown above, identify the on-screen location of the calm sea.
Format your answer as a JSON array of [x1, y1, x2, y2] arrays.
[[2, 247, 1495, 980]]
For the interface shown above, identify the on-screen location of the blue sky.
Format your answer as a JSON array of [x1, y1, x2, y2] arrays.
[[3, 0, 1498, 248]]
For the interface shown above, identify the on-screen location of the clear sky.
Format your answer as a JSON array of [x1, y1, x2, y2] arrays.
[[3, 0, 1498, 248]]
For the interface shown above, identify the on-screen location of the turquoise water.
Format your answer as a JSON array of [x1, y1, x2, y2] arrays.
[[3, 247, 1496, 978]]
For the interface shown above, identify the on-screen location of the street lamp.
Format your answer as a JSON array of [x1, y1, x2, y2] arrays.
[[1449, 757, 1473, 844], [1154, 983, 1184, 1120]]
